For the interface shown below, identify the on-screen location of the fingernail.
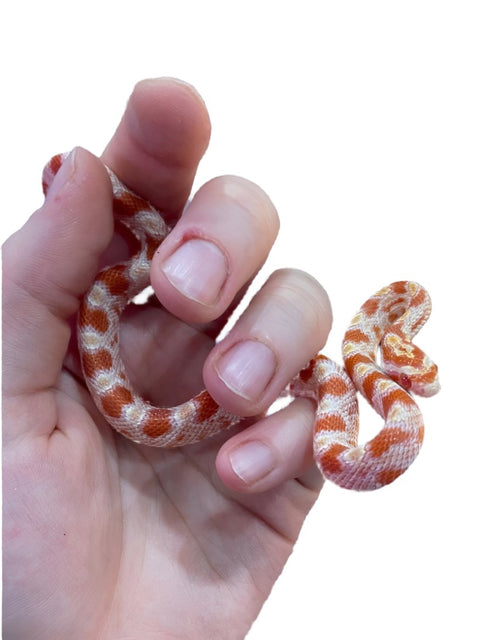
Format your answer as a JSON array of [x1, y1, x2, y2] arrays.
[[161, 239, 228, 305], [229, 440, 276, 485], [215, 340, 277, 401], [45, 149, 77, 201]]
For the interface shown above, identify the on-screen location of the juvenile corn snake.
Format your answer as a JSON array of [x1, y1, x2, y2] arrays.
[[43, 153, 440, 491]]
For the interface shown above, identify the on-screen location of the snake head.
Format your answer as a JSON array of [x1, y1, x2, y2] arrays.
[[382, 333, 440, 398], [396, 365, 440, 397]]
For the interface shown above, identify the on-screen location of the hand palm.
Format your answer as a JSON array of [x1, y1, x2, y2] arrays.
[[5, 308, 314, 639]]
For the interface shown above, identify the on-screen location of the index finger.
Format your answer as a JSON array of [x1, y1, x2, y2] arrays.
[[102, 77, 211, 224]]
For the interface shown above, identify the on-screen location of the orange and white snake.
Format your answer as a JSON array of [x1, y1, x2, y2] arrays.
[[43, 153, 440, 491]]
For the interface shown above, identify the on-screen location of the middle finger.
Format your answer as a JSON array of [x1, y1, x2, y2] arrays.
[[151, 174, 280, 324]]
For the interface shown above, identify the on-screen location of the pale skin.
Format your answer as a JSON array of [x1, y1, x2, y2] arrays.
[[2, 78, 332, 639]]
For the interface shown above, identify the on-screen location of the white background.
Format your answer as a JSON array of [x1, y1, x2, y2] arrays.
[[2, 1, 479, 638]]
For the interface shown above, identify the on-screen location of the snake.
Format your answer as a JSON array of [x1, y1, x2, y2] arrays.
[[43, 152, 440, 491]]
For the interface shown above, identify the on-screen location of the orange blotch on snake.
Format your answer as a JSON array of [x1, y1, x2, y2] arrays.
[[142, 408, 172, 438], [321, 376, 350, 396], [195, 392, 220, 422], [98, 266, 130, 297], [391, 281, 408, 295], [344, 328, 369, 344], [361, 298, 379, 316], [362, 370, 385, 402], [318, 444, 348, 475], [382, 388, 415, 416], [411, 288, 426, 307], [367, 427, 411, 458], [79, 307, 109, 333], [82, 349, 113, 377], [388, 311, 403, 324], [384, 324, 404, 338], [114, 192, 149, 218], [316, 414, 347, 433], [343, 353, 371, 379], [101, 386, 134, 418]]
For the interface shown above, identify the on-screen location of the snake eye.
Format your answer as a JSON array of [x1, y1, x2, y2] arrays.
[[399, 372, 412, 390]]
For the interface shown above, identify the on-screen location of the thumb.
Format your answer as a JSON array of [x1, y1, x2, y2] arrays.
[[2, 148, 113, 399]]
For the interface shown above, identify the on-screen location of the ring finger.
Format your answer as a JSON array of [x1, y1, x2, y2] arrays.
[[204, 268, 332, 416]]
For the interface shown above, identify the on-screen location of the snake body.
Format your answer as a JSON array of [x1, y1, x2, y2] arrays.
[[43, 153, 440, 491]]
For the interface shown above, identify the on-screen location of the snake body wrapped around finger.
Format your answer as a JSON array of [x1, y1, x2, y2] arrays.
[[43, 153, 440, 491]]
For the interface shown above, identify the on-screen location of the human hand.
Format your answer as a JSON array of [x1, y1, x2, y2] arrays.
[[2, 78, 332, 639]]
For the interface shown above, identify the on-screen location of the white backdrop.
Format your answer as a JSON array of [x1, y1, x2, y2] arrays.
[[2, 1, 479, 638]]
